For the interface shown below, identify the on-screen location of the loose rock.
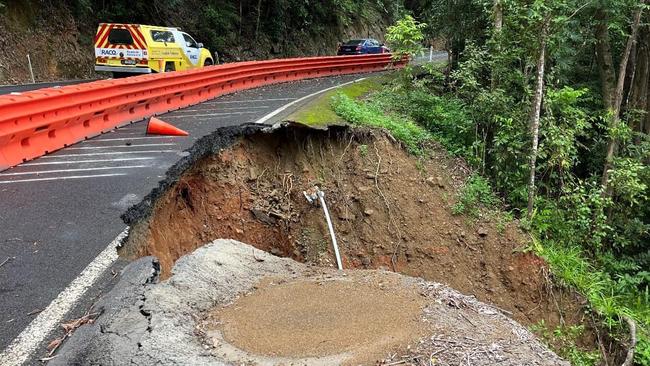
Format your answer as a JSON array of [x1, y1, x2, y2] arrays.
[[478, 227, 488, 237]]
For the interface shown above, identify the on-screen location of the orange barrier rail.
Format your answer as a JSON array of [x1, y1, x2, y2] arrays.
[[0, 54, 404, 171]]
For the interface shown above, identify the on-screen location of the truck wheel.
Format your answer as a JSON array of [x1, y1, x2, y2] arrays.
[[164, 62, 175, 73], [204, 59, 213, 66]]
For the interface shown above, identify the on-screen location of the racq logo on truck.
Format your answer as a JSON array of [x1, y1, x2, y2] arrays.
[[94, 24, 149, 60], [96, 48, 147, 59]]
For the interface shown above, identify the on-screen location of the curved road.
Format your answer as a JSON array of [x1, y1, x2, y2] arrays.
[[0, 73, 373, 365]]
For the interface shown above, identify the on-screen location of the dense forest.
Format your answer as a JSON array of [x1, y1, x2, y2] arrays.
[[331, 1, 649, 364]]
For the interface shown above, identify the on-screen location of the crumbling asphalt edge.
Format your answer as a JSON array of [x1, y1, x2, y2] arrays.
[[48, 257, 160, 366]]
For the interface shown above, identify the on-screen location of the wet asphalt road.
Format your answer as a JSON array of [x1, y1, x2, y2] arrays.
[[0, 74, 369, 363]]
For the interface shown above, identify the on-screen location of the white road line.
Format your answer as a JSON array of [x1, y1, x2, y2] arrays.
[[0, 173, 129, 184], [83, 136, 171, 143], [66, 143, 177, 150], [166, 111, 260, 118], [202, 97, 295, 104], [109, 128, 143, 132], [255, 77, 366, 124], [1, 165, 148, 176], [173, 105, 270, 113], [0, 78, 367, 366], [41, 150, 178, 158], [99, 131, 145, 137], [22, 157, 155, 166], [0, 229, 128, 366]]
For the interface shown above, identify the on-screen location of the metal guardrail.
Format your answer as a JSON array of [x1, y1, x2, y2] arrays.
[[0, 54, 405, 171], [411, 48, 448, 65]]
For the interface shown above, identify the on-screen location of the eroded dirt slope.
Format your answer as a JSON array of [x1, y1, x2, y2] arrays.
[[120, 124, 591, 341], [0, 2, 95, 83]]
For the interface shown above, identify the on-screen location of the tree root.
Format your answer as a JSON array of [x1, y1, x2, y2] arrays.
[[621, 316, 637, 366]]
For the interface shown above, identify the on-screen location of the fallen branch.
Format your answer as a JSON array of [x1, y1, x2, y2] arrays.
[[0, 256, 12, 268], [46, 306, 100, 357], [484, 303, 514, 317], [621, 316, 637, 366], [27, 308, 43, 316], [589, 313, 609, 366]]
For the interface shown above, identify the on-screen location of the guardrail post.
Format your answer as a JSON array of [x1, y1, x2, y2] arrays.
[[27, 54, 35, 84]]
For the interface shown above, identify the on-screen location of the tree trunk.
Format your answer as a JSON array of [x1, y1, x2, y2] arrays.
[[600, 2, 645, 192], [595, 8, 616, 109], [255, 0, 263, 39], [526, 19, 549, 220], [629, 25, 649, 137], [491, 0, 503, 89], [239, 0, 243, 37], [493, 0, 503, 32]]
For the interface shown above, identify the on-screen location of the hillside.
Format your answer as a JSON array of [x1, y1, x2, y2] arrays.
[[0, 0, 400, 84]]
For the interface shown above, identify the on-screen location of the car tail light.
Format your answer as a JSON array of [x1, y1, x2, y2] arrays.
[[138, 59, 148, 65], [356, 46, 361, 51]]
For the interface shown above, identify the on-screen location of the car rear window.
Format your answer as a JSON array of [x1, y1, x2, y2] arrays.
[[343, 40, 365, 46], [108, 29, 134, 45], [151, 30, 175, 43]]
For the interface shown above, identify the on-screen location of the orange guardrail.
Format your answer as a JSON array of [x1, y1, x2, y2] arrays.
[[0, 54, 404, 171]]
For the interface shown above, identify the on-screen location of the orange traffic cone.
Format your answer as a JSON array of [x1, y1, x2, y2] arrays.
[[146, 117, 189, 136]]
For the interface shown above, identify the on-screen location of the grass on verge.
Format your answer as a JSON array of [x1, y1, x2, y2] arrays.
[[287, 78, 382, 126], [332, 93, 430, 154]]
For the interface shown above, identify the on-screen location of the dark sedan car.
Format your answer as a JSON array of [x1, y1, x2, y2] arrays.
[[337, 39, 390, 55]]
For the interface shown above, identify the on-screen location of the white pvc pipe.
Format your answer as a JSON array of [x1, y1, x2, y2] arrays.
[[317, 190, 343, 270]]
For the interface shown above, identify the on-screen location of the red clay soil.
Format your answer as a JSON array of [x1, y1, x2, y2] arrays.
[[121, 127, 595, 349]]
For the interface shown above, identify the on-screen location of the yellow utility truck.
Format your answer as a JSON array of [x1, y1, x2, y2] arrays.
[[94, 23, 214, 77]]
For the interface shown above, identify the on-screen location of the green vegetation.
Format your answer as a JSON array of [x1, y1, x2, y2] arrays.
[[334, 9, 649, 364], [332, 93, 430, 154], [530, 321, 601, 366], [385, 15, 427, 59], [451, 174, 498, 217], [287, 79, 381, 126], [358, 144, 368, 157]]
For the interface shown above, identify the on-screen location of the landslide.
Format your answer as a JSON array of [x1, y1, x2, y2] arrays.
[[120, 123, 594, 345]]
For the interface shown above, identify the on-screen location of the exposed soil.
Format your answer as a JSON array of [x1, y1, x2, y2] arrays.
[[120, 124, 597, 354], [210, 275, 426, 365], [0, 1, 96, 84]]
